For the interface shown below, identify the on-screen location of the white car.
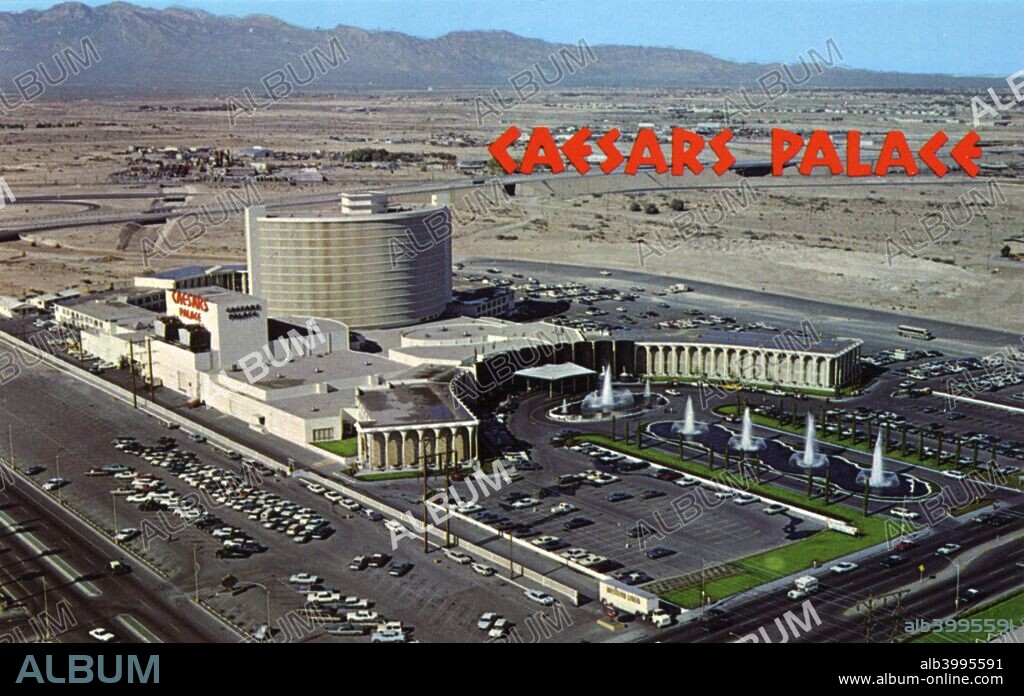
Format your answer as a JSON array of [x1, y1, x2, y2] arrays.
[[114, 528, 140, 543], [477, 612, 500, 630], [303, 483, 325, 494], [88, 627, 116, 642], [471, 563, 495, 577], [345, 610, 379, 624], [829, 561, 859, 574], [550, 502, 576, 515], [510, 497, 540, 510], [942, 470, 968, 481], [524, 589, 555, 606], [339, 499, 361, 511], [444, 550, 473, 565], [338, 596, 370, 608], [890, 507, 920, 520], [324, 491, 344, 503], [786, 589, 808, 601], [42, 478, 68, 491], [288, 573, 322, 585], [936, 543, 961, 556]]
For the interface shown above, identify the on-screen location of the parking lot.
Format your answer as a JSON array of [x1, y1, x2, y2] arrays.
[[0, 357, 625, 643], [374, 431, 823, 590]]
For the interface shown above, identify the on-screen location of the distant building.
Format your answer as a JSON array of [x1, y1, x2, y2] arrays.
[[450, 286, 516, 318], [134, 264, 248, 294]]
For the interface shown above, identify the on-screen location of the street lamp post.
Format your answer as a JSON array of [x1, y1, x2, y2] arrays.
[[250, 581, 272, 636]]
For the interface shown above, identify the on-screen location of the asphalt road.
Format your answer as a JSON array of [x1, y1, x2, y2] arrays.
[[0, 462, 232, 643], [651, 502, 1024, 643]]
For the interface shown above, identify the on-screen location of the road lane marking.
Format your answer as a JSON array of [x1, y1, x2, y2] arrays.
[[0, 510, 101, 597], [116, 614, 162, 643]]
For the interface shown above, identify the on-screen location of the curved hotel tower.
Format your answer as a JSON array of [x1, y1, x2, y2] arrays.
[[245, 193, 452, 329]]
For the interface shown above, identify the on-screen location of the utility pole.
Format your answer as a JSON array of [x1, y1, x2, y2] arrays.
[[862, 595, 876, 643], [444, 459, 451, 547], [193, 543, 200, 602], [128, 340, 138, 409], [421, 454, 430, 553], [42, 578, 51, 642], [508, 532, 514, 579], [55, 452, 62, 506], [146, 337, 155, 402]]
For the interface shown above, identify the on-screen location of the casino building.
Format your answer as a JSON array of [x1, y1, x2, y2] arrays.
[[245, 193, 452, 330], [50, 192, 862, 473]]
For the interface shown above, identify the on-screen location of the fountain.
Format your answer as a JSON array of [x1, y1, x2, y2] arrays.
[[671, 396, 708, 437], [789, 413, 829, 469], [643, 379, 652, 404], [728, 407, 766, 452], [579, 365, 635, 417], [561, 398, 569, 415], [856, 433, 900, 489]]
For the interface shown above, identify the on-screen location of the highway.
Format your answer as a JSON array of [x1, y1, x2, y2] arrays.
[[650, 504, 1024, 643], [0, 459, 236, 643]]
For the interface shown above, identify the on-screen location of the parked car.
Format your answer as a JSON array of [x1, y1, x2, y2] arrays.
[[289, 573, 323, 585], [388, 561, 413, 577], [444, 550, 473, 565], [524, 589, 555, 606], [471, 563, 495, 577], [477, 612, 500, 630]]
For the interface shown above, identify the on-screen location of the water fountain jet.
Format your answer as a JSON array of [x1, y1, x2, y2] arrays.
[[789, 412, 829, 469], [671, 396, 708, 438], [856, 432, 900, 489]]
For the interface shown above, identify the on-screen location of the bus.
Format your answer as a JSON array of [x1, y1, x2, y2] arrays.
[[898, 325, 934, 341]]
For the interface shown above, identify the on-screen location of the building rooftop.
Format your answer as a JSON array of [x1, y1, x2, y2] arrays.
[[357, 382, 474, 429], [624, 329, 860, 355], [144, 264, 246, 282], [515, 363, 596, 381], [58, 297, 157, 326]]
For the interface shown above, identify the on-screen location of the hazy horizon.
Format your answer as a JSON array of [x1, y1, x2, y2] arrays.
[[2, 0, 1019, 77]]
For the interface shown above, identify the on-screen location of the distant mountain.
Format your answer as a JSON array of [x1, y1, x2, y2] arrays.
[[0, 2, 1001, 97]]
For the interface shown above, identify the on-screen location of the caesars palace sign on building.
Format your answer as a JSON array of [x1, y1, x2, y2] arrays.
[[172, 291, 210, 322]]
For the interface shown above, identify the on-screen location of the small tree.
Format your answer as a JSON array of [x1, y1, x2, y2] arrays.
[[628, 201, 642, 212], [644, 202, 659, 215], [1001, 244, 1012, 258], [669, 198, 686, 212]]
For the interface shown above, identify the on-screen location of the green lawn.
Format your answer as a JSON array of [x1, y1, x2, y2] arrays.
[[568, 432, 895, 608], [645, 376, 839, 397], [911, 590, 1024, 643], [313, 437, 358, 458], [664, 529, 879, 606], [356, 470, 422, 481]]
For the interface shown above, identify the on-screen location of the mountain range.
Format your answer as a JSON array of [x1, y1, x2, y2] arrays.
[[0, 2, 1000, 97]]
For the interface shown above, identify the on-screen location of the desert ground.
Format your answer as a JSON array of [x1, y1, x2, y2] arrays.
[[0, 88, 1021, 332]]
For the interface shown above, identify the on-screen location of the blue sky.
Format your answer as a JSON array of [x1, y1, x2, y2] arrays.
[[6, 0, 1018, 76]]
